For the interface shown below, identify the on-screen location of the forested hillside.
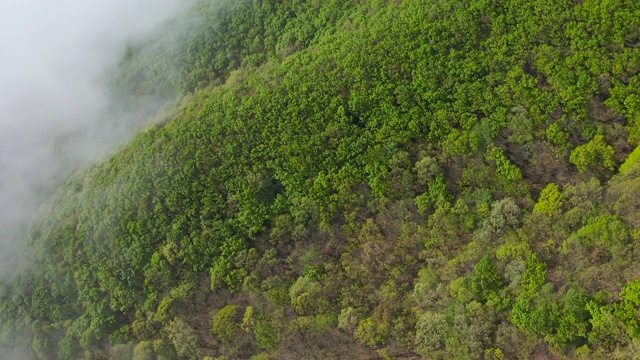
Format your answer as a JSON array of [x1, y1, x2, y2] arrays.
[[3, 0, 640, 359]]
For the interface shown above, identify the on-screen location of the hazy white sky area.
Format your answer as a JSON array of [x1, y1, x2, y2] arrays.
[[0, 0, 192, 274]]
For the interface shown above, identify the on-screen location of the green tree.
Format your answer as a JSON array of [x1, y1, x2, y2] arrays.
[[569, 135, 616, 173], [163, 318, 201, 360], [533, 183, 563, 216], [472, 255, 505, 304], [415, 311, 448, 359], [212, 305, 240, 343]]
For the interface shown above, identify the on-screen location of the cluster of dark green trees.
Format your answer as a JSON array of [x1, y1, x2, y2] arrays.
[[3, 0, 640, 358]]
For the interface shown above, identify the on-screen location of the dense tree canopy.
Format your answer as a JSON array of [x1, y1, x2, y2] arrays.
[[3, 0, 640, 358]]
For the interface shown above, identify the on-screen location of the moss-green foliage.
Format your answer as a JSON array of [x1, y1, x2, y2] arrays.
[[212, 305, 240, 343], [619, 145, 640, 175], [546, 122, 570, 150], [414, 311, 447, 358], [569, 134, 617, 173], [164, 318, 200, 360], [472, 256, 504, 303], [534, 183, 563, 216], [4, 0, 640, 359], [110, 0, 360, 105]]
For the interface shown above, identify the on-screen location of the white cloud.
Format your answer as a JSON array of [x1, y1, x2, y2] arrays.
[[0, 0, 193, 275]]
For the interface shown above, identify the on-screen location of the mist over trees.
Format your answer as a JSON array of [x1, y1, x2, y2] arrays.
[[0, 0, 193, 280], [3, 0, 640, 359]]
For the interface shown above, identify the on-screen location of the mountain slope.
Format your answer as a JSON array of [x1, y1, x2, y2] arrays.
[[3, 0, 640, 359]]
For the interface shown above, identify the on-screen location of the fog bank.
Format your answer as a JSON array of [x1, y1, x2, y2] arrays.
[[0, 0, 193, 275]]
